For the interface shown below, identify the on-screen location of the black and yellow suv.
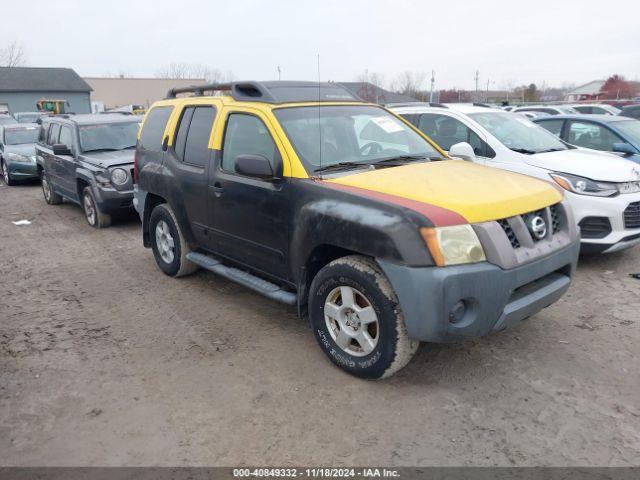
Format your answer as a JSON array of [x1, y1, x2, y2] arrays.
[[134, 81, 580, 379], [36, 113, 140, 227]]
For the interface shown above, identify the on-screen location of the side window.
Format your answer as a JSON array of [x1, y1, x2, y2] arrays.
[[183, 107, 216, 167], [139, 106, 173, 152], [38, 123, 49, 143], [416, 113, 486, 155], [58, 126, 73, 149], [538, 119, 564, 138], [222, 114, 277, 173], [568, 121, 623, 151], [47, 123, 61, 146], [173, 107, 195, 161], [575, 106, 591, 114]]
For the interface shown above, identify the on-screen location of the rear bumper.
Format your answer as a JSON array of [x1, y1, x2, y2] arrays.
[[378, 240, 580, 343]]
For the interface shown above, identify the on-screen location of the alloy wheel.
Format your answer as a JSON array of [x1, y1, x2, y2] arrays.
[[83, 194, 96, 225], [155, 220, 175, 264], [324, 286, 379, 357]]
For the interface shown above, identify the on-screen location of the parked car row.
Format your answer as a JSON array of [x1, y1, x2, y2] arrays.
[[2, 81, 640, 379]]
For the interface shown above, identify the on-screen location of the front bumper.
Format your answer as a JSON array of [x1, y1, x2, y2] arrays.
[[378, 240, 580, 343], [6, 160, 38, 179], [93, 184, 134, 212], [566, 190, 640, 254]]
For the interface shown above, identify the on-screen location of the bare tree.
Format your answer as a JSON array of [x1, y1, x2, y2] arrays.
[[355, 70, 386, 88], [0, 40, 27, 67], [391, 71, 427, 98], [155, 62, 234, 83]]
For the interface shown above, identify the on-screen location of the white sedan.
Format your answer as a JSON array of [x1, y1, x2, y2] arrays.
[[391, 103, 640, 254]]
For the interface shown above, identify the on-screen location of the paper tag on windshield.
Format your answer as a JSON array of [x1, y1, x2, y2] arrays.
[[371, 116, 404, 133]]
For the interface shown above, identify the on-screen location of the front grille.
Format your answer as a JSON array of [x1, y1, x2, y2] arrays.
[[499, 219, 520, 248], [498, 203, 564, 249], [550, 204, 561, 234], [579, 217, 612, 239], [624, 201, 640, 229]]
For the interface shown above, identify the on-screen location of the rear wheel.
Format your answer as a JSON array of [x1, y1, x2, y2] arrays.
[[1, 160, 15, 186], [41, 171, 62, 204], [82, 187, 111, 228], [309, 255, 419, 379], [149, 203, 198, 277]]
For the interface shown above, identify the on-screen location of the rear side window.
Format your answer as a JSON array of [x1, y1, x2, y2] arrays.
[[414, 113, 486, 156], [173, 107, 195, 161], [38, 123, 50, 143], [183, 107, 216, 167], [139, 106, 173, 151], [47, 124, 61, 146], [537, 119, 564, 137]]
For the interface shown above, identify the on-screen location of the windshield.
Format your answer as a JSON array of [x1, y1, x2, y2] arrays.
[[79, 122, 140, 152], [0, 116, 16, 125], [4, 127, 39, 145], [273, 105, 441, 171], [469, 112, 568, 153], [615, 119, 640, 145]]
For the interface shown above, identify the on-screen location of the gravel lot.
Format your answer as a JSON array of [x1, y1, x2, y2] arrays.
[[1, 182, 639, 467]]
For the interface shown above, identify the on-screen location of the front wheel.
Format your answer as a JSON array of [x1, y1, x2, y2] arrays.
[[41, 171, 62, 204], [2, 160, 15, 186], [309, 255, 419, 379], [82, 187, 111, 228]]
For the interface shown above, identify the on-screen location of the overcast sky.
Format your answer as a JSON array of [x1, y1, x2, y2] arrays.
[[3, 0, 639, 90]]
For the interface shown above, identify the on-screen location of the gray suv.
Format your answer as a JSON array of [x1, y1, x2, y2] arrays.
[[36, 114, 141, 227]]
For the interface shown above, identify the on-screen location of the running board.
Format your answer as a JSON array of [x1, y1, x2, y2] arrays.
[[186, 252, 297, 305]]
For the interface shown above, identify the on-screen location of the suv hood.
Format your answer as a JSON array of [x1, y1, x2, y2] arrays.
[[79, 149, 135, 168], [523, 148, 640, 182], [325, 160, 562, 224]]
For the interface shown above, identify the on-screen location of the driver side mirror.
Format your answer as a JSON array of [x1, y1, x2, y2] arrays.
[[52, 143, 72, 156], [449, 142, 477, 162], [235, 154, 276, 180], [612, 142, 637, 155]]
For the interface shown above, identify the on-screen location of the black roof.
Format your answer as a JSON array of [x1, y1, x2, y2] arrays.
[[0, 67, 92, 93], [166, 81, 360, 103]]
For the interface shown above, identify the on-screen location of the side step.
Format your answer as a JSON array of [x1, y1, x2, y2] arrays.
[[186, 252, 297, 305]]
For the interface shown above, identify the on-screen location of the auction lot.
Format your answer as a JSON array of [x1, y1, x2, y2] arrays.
[[1, 182, 639, 466]]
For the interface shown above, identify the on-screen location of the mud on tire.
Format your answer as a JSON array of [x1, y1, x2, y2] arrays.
[[309, 255, 419, 379], [149, 203, 199, 278]]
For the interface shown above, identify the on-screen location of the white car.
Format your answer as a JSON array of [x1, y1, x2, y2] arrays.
[[390, 104, 640, 254], [512, 105, 580, 116], [569, 103, 621, 116]]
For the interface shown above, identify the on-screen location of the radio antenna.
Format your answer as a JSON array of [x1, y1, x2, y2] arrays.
[[317, 53, 322, 170]]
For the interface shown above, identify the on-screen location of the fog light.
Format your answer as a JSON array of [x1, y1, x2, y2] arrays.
[[449, 301, 466, 325]]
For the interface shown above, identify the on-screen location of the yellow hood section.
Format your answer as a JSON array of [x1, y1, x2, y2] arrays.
[[327, 160, 563, 223]]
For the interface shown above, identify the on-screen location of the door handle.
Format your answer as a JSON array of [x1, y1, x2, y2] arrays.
[[211, 182, 225, 197]]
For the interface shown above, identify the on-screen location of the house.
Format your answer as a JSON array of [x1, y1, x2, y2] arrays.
[[564, 80, 605, 102], [83, 77, 207, 110], [338, 82, 417, 104], [0, 67, 92, 114]]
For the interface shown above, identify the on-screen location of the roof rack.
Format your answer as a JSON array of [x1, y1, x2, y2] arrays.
[[165, 81, 359, 104]]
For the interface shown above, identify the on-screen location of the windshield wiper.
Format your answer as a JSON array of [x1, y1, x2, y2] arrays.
[[373, 154, 436, 165], [509, 147, 537, 154], [535, 147, 566, 153], [313, 161, 372, 173]]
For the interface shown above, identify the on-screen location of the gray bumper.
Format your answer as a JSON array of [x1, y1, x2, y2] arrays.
[[378, 240, 580, 343], [133, 184, 146, 219], [7, 161, 38, 179]]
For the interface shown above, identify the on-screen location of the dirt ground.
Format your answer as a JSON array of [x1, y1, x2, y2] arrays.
[[1, 182, 639, 467]]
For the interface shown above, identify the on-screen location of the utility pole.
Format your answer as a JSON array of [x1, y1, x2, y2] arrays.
[[429, 70, 435, 103], [486, 78, 490, 102], [474, 70, 479, 101], [277, 65, 282, 81]]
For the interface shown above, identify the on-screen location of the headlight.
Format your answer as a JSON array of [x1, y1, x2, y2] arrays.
[[111, 168, 129, 185], [420, 225, 486, 267], [550, 172, 618, 197], [5, 152, 31, 163]]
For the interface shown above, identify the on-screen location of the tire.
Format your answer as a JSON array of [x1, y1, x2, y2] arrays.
[[41, 171, 62, 205], [1, 159, 15, 186], [82, 186, 111, 228], [149, 203, 198, 277], [309, 255, 419, 379]]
